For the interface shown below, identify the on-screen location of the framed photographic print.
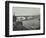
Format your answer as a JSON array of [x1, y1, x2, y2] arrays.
[[5, 1, 45, 37]]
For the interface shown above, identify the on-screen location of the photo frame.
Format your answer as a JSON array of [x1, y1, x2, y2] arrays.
[[5, 1, 45, 37]]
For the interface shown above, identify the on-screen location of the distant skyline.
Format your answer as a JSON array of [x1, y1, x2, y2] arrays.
[[13, 7, 40, 16]]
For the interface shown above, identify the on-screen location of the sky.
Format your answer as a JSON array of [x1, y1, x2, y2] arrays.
[[13, 7, 40, 16]]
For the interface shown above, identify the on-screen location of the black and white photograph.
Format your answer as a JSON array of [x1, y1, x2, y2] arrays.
[[13, 7, 40, 31], [5, 1, 45, 37]]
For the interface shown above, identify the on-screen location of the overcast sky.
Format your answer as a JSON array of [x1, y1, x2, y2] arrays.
[[13, 7, 40, 16]]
